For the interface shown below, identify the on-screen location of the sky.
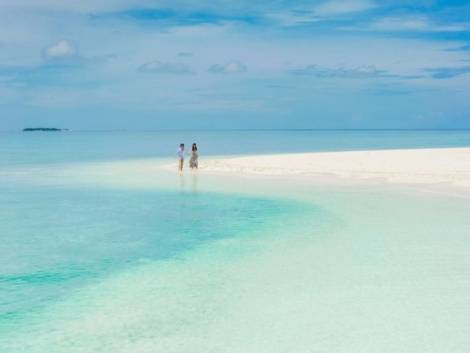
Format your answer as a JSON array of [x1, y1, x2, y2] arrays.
[[0, 0, 470, 130]]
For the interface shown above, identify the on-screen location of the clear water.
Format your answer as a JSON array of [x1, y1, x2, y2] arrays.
[[2, 129, 470, 166], [0, 184, 308, 324], [1, 130, 470, 352]]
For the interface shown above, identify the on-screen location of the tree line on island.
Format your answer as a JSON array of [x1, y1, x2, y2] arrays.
[[23, 128, 70, 132]]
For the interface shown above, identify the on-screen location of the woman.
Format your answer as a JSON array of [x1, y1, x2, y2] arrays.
[[189, 143, 198, 169]]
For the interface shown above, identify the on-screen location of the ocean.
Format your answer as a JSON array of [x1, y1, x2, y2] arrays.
[[1, 130, 470, 352], [2, 129, 470, 166]]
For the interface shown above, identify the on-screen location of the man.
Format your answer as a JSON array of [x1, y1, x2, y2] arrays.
[[177, 143, 185, 172]]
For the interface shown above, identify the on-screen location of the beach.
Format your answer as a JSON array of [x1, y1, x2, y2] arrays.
[[198, 147, 470, 188], [1, 132, 470, 353], [4, 0, 470, 349]]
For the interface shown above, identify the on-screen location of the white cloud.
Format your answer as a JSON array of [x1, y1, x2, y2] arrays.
[[0, 0, 147, 13], [291, 64, 386, 78], [208, 61, 247, 74], [266, 11, 321, 26], [314, 0, 376, 16], [44, 40, 77, 59], [137, 60, 193, 74], [370, 16, 469, 32], [268, 0, 376, 26]]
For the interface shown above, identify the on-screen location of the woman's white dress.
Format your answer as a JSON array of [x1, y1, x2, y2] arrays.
[[189, 151, 198, 168]]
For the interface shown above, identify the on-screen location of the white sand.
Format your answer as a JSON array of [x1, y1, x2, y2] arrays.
[[197, 147, 470, 187]]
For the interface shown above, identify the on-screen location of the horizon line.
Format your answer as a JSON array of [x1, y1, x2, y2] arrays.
[[2, 128, 470, 133]]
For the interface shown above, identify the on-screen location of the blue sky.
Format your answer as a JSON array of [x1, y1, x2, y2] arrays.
[[0, 0, 469, 129]]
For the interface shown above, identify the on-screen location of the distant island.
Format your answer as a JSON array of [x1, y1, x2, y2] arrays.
[[23, 128, 69, 132]]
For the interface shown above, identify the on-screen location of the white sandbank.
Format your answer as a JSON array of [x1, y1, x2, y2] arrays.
[[197, 147, 470, 187]]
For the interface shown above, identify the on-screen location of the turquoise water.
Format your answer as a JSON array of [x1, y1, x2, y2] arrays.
[[1, 130, 470, 352], [0, 185, 306, 325], [2, 130, 470, 166]]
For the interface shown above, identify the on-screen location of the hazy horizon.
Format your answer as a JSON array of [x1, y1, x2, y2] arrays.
[[5, 128, 470, 132]]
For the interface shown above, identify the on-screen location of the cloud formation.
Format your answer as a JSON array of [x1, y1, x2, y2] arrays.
[[369, 16, 469, 32], [290, 64, 386, 78], [450, 44, 470, 52], [425, 66, 470, 79], [208, 61, 247, 74], [314, 0, 376, 16], [95, 8, 259, 27], [43, 40, 77, 59], [1, 0, 470, 129], [137, 60, 193, 74], [268, 0, 376, 27]]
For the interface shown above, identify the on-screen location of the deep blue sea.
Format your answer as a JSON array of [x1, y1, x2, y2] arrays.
[[1, 130, 470, 353]]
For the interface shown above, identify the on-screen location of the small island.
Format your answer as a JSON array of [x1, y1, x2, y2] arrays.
[[23, 128, 69, 132]]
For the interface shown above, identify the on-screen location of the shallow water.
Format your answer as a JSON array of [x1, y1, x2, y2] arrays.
[[0, 181, 311, 328], [1, 131, 470, 352]]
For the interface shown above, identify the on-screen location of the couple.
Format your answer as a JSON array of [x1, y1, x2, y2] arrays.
[[177, 143, 198, 172]]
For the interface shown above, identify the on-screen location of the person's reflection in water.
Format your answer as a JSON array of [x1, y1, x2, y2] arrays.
[[191, 173, 198, 193], [179, 172, 186, 191]]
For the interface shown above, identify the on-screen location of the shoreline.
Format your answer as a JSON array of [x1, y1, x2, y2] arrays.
[[7, 147, 470, 199], [5, 149, 470, 353], [194, 147, 470, 188]]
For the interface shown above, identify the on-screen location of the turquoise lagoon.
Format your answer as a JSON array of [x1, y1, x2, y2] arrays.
[[1, 130, 470, 352]]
